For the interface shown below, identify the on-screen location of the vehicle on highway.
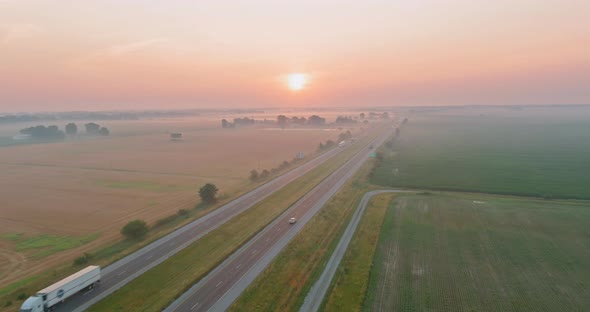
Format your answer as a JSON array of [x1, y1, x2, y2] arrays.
[[19, 266, 101, 312], [288, 217, 297, 224]]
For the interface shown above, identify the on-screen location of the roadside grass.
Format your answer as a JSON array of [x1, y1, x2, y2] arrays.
[[87, 130, 378, 312], [321, 193, 394, 312], [228, 160, 378, 312], [370, 113, 590, 199], [363, 193, 590, 311]]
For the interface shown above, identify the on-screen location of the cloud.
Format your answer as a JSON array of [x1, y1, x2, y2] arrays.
[[102, 38, 169, 57], [68, 37, 171, 68], [0, 23, 43, 43]]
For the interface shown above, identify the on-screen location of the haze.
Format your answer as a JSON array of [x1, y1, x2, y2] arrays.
[[1, 0, 589, 112]]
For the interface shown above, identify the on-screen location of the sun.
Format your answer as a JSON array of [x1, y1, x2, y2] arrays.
[[287, 73, 308, 91]]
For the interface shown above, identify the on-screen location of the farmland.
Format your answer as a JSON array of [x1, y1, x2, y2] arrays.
[[363, 193, 590, 312], [0, 114, 353, 289], [371, 106, 590, 199]]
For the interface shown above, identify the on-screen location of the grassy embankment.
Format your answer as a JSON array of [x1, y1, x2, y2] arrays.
[[363, 193, 590, 312], [87, 128, 381, 311], [228, 157, 383, 311], [320, 193, 394, 312], [370, 114, 590, 199]]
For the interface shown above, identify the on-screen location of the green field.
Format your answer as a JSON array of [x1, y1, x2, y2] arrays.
[[363, 193, 590, 312], [371, 108, 590, 199]]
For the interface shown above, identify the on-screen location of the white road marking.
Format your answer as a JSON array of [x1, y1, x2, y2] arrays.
[[117, 270, 126, 276], [191, 302, 200, 310], [216, 281, 223, 288], [235, 264, 242, 270], [146, 255, 153, 259], [252, 249, 257, 255]]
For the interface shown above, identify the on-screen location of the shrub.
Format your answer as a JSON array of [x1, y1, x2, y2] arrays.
[[121, 220, 149, 240]]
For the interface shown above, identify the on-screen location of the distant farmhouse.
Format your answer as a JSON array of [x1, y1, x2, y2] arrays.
[[170, 132, 182, 141]]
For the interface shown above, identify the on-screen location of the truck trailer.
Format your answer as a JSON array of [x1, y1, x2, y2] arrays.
[[19, 265, 101, 312]]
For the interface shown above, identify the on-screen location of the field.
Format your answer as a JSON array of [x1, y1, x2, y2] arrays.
[[363, 193, 590, 312], [371, 106, 590, 199], [0, 114, 352, 288]]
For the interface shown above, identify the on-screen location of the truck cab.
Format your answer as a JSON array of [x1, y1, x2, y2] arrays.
[[19, 296, 44, 312]]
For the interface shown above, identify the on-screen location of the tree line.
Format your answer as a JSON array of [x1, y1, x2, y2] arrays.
[[19, 122, 110, 140]]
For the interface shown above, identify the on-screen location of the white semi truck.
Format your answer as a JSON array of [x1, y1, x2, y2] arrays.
[[19, 266, 101, 312]]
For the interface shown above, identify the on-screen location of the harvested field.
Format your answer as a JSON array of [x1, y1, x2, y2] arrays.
[[364, 193, 590, 312], [0, 119, 346, 288]]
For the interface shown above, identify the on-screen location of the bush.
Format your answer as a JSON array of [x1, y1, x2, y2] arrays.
[[73, 252, 92, 266], [121, 220, 149, 240], [17, 293, 26, 300], [177, 209, 189, 217]]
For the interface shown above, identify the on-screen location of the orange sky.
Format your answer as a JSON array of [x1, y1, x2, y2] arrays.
[[1, 0, 589, 112]]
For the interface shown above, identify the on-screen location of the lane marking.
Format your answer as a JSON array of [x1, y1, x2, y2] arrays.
[[117, 270, 126, 276], [252, 249, 257, 255], [216, 281, 223, 288], [146, 255, 153, 259], [191, 302, 200, 310], [235, 264, 242, 270]]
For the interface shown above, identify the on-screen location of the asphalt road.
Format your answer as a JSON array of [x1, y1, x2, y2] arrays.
[[52, 141, 347, 312], [164, 127, 393, 312], [300, 190, 408, 312]]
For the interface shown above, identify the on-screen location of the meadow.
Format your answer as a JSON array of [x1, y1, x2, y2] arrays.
[[363, 193, 590, 312], [371, 106, 590, 199], [0, 113, 350, 289]]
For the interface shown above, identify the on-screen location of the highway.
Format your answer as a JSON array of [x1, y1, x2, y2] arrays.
[[164, 127, 393, 312], [53, 138, 350, 312]]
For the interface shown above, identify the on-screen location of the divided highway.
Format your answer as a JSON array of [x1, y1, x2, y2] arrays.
[[53, 140, 349, 312], [165, 127, 393, 311]]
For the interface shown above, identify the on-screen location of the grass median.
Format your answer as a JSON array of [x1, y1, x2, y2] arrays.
[[87, 129, 381, 311]]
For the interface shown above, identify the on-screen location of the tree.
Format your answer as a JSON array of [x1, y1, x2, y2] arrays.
[[98, 127, 110, 136], [249, 169, 259, 181], [121, 220, 149, 240], [260, 169, 270, 179], [277, 115, 288, 128], [308, 115, 326, 126], [199, 183, 218, 204], [360, 113, 365, 119], [65, 122, 77, 135], [221, 119, 234, 128], [85, 122, 100, 134]]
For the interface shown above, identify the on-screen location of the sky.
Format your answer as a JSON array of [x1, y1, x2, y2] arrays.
[[1, 0, 589, 112]]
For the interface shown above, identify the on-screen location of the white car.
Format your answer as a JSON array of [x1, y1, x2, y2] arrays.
[[288, 217, 297, 224]]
